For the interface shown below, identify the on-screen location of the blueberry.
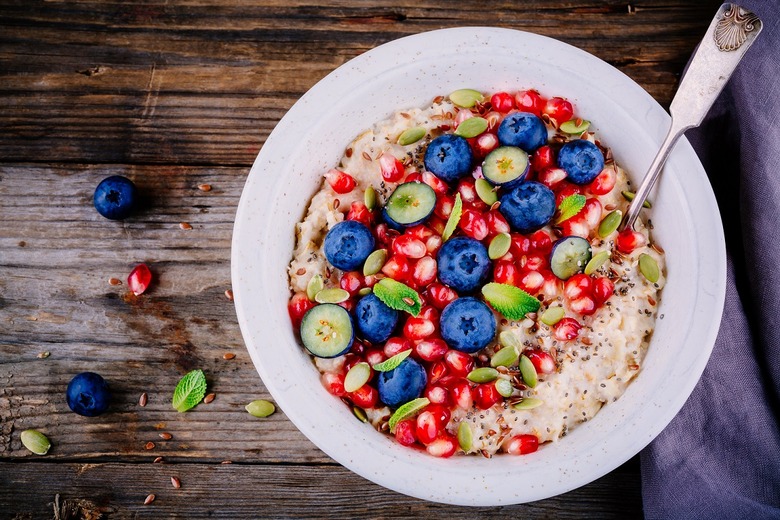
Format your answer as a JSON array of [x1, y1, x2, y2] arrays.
[[377, 357, 427, 408], [440, 297, 496, 353], [499, 181, 556, 233], [423, 134, 474, 183], [323, 220, 375, 271], [436, 237, 491, 293], [355, 293, 399, 344], [497, 112, 548, 152], [66, 372, 111, 417], [557, 139, 605, 185], [93, 175, 137, 220]]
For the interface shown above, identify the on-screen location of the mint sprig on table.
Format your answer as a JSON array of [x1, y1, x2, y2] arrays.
[[172, 369, 207, 412], [556, 194, 586, 224], [373, 278, 421, 316], [481, 282, 541, 320]]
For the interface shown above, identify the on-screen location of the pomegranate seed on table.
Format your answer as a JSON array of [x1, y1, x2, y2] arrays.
[[383, 336, 412, 358], [425, 385, 450, 405], [324, 168, 356, 194], [569, 295, 597, 316], [494, 260, 521, 287], [519, 270, 545, 294], [474, 383, 502, 410], [450, 380, 474, 410], [588, 167, 617, 195], [554, 317, 582, 341], [378, 152, 405, 183], [564, 273, 592, 300], [416, 410, 442, 445], [321, 372, 346, 397], [426, 433, 458, 458], [403, 317, 436, 340], [346, 201, 373, 226], [505, 434, 539, 455], [426, 283, 458, 310], [458, 209, 488, 240], [592, 277, 615, 304], [543, 97, 574, 125], [486, 210, 510, 235], [394, 419, 418, 447], [531, 145, 555, 172], [490, 91, 515, 113], [393, 234, 427, 259], [339, 271, 364, 296], [444, 350, 474, 376], [422, 171, 449, 195], [525, 349, 556, 374], [128, 263, 152, 296], [349, 384, 378, 409], [412, 256, 437, 286], [381, 254, 411, 281], [514, 89, 545, 116], [529, 230, 553, 255], [615, 229, 647, 254], [287, 291, 315, 328], [415, 338, 448, 362], [537, 167, 568, 189]]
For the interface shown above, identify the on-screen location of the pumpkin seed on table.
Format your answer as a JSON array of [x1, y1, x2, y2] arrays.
[[245, 400, 275, 418], [344, 362, 371, 392], [540, 306, 566, 326], [364, 185, 378, 211], [639, 253, 660, 283], [397, 126, 426, 146], [598, 210, 622, 238], [21, 429, 51, 455], [584, 250, 611, 275], [314, 288, 350, 304], [475, 178, 498, 206], [454, 117, 489, 138], [621, 190, 652, 208], [449, 88, 484, 108], [363, 249, 387, 276], [519, 354, 538, 388], [467, 367, 499, 383], [457, 421, 473, 452], [490, 345, 519, 368], [512, 397, 544, 411], [488, 233, 511, 260], [306, 274, 324, 301]]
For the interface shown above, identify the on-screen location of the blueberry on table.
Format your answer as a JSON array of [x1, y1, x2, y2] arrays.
[[498, 181, 556, 234], [436, 237, 491, 293], [377, 357, 427, 408], [557, 139, 605, 185], [497, 112, 548, 152], [355, 293, 399, 344], [440, 297, 496, 353], [423, 134, 474, 183], [323, 220, 375, 271], [66, 372, 111, 417], [93, 175, 137, 220]]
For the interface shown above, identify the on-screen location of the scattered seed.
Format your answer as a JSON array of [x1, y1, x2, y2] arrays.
[[224, 289, 234, 301], [20, 429, 51, 455], [333, 198, 340, 209], [315, 287, 350, 304], [108, 277, 122, 286], [139, 392, 148, 407], [37, 351, 50, 359], [145, 442, 155, 450], [171, 476, 181, 489], [159, 432, 172, 440], [153, 456, 164, 463], [203, 393, 216, 404], [362, 151, 372, 161], [223, 353, 236, 360], [362, 249, 387, 276], [144, 494, 155, 505], [197, 184, 212, 192], [179, 222, 193, 230], [467, 367, 499, 383], [245, 399, 276, 418], [296, 267, 306, 276], [639, 253, 660, 283], [352, 405, 369, 423], [402, 297, 415, 306], [449, 88, 484, 108], [398, 126, 426, 146], [221, 460, 232, 464]]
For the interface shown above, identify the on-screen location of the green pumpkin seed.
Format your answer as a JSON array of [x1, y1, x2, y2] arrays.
[[455, 117, 488, 138], [621, 191, 652, 209], [245, 400, 275, 418], [449, 88, 484, 108], [388, 397, 430, 432], [306, 274, 324, 301], [398, 126, 426, 146], [639, 253, 660, 283], [494, 378, 514, 398], [363, 249, 387, 276], [584, 250, 611, 275], [344, 362, 371, 393], [488, 233, 511, 260], [467, 367, 499, 383], [475, 178, 498, 205], [598, 210, 622, 238], [21, 429, 50, 455], [498, 330, 522, 350], [357, 287, 372, 296], [512, 397, 544, 410], [519, 354, 538, 388], [352, 405, 369, 423], [314, 288, 350, 304], [560, 119, 591, 134], [490, 345, 519, 368], [457, 421, 473, 452], [540, 306, 565, 326], [364, 185, 378, 211]]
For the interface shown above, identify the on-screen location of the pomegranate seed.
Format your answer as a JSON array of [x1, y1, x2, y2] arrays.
[[474, 383, 502, 410], [615, 229, 647, 254], [422, 171, 449, 195], [394, 419, 418, 446], [510, 234, 531, 256], [426, 385, 450, 405], [485, 210, 510, 235], [425, 235, 443, 255], [588, 167, 617, 195], [393, 234, 427, 259], [523, 253, 548, 271], [514, 89, 545, 116], [128, 263, 152, 296], [458, 209, 488, 240], [416, 410, 442, 445], [350, 339, 366, 356], [415, 338, 448, 362], [519, 270, 545, 293], [455, 108, 474, 126], [564, 273, 593, 300], [505, 434, 539, 455], [403, 317, 435, 340], [592, 277, 615, 304], [426, 433, 458, 458], [490, 91, 515, 113], [540, 271, 562, 299], [554, 317, 582, 341], [381, 254, 411, 281], [287, 291, 315, 328], [426, 283, 458, 310], [543, 97, 574, 125], [406, 224, 435, 241], [582, 198, 603, 229], [324, 169, 356, 194], [444, 350, 474, 376], [537, 167, 568, 189], [525, 349, 556, 374], [555, 182, 583, 206], [569, 295, 597, 315], [321, 372, 346, 397], [338, 299, 355, 313], [531, 145, 555, 172], [411, 256, 437, 287], [373, 223, 395, 247], [457, 179, 479, 204], [346, 201, 372, 226], [405, 171, 422, 183], [365, 349, 386, 366], [561, 215, 591, 238], [349, 384, 378, 409], [494, 260, 521, 287], [379, 152, 405, 183], [418, 305, 440, 322], [383, 336, 412, 358], [434, 193, 455, 219], [339, 271, 364, 296], [427, 361, 449, 385], [472, 132, 500, 159], [529, 230, 553, 255], [426, 403, 452, 428], [427, 215, 446, 235], [450, 380, 473, 410], [343, 353, 362, 372]]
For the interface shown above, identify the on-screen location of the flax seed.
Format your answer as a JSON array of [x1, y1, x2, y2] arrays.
[[139, 393, 148, 407], [223, 353, 236, 360], [296, 268, 306, 275], [345, 147, 353, 158], [224, 289, 234, 301], [158, 432, 172, 440], [402, 297, 414, 306], [197, 184, 212, 192], [179, 222, 192, 230], [171, 476, 181, 489], [203, 393, 216, 404], [153, 457, 164, 463], [37, 351, 50, 359], [362, 151, 372, 161], [333, 198, 340, 209], [145, 441, 155, 450], [221, 460, 232, 464], [108, 277, 122, 286], [144, 494, 155, 505]]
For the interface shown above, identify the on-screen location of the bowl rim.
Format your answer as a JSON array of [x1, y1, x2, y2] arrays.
[[231, 26, 726, 505]]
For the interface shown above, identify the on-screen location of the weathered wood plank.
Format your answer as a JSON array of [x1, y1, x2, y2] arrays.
[[0, 460, 643, 519]]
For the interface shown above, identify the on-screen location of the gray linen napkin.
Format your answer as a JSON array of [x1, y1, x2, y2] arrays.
[[641, 1, 780, 518]]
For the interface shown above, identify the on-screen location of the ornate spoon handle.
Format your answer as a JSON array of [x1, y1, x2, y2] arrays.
[[620, 3, 762, 231]]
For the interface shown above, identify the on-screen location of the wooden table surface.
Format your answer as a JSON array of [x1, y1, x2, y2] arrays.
[[1, 1, 719, 518]]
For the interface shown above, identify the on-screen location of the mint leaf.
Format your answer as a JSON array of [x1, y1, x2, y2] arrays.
[[481, 282, 541, 320], [388, 397, 430, 432], [373, 278, 421, 316], [442, 193, 462, 241], [372, 349, 412, 372], [172, 369, 207, 412], [556, 194, 586, 224]]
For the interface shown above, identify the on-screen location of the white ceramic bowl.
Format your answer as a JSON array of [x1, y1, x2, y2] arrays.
[[232, 27, 726, 506]]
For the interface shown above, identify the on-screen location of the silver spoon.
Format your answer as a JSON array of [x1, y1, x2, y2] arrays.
[[619, 3, 762, 232]]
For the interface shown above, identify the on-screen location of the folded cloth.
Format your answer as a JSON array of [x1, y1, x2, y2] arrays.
[[641, 1, 780, 518]]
